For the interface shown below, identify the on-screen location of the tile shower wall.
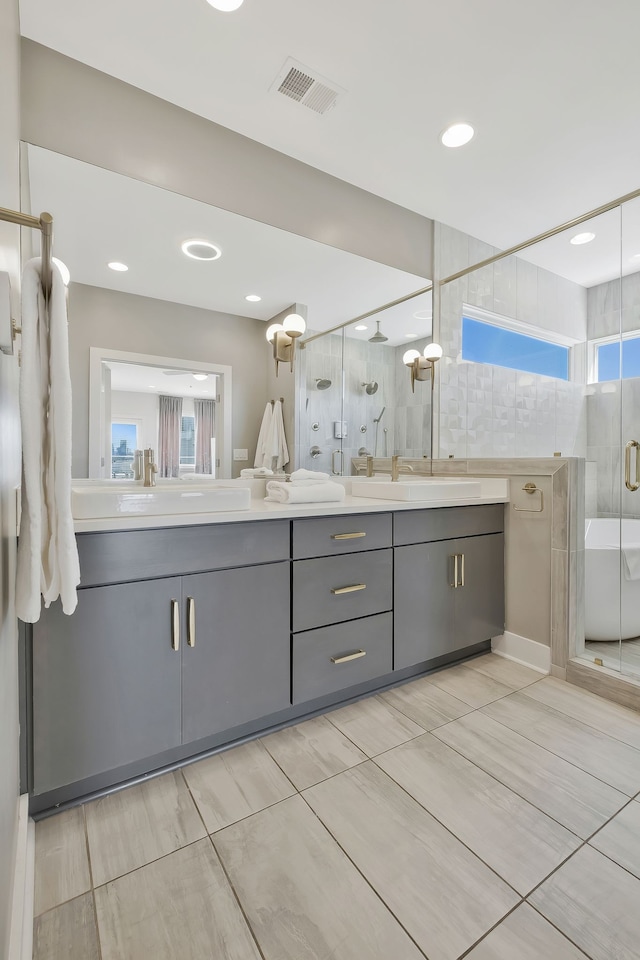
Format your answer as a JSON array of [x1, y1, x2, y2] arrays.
[[437, 224, 588, 460]]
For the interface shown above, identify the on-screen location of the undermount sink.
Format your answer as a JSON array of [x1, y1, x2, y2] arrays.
[[350, 477, 482, 502], [71, 480, 251, 519]]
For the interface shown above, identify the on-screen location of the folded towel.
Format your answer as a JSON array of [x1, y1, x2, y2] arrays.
[[289, 468, 331, 484], [265, 480, 346, 504], [240, 467, 274, 478], [622, 544, 640, 581]]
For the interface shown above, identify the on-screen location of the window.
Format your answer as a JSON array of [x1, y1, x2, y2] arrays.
[[111, 421, 137, 478], [180, 415, 195, 465], [594, 336, 640, 382], [462, 316, 570, 380]]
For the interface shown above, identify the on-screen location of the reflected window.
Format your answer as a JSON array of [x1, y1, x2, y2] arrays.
[[595, 337, 640, 381], [180, 416, 196, 465], [111, 421, 137, 478], [462, 316, 570, 380]]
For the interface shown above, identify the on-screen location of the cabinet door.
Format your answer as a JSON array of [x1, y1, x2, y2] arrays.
[[453, 533, 505, 648], [394, 540, 455, 669], [32, 578, 182, 795], [181, 562, 290, 744]]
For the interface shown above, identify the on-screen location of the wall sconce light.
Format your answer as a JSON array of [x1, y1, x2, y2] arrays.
[[402, 342, 443, 393], [266, 313, 306, 376]]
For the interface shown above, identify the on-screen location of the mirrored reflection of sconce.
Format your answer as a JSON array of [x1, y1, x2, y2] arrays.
[[402, 342, 443, 393], [266, 313, 306, 376]]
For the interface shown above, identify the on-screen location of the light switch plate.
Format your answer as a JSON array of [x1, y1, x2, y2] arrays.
[[233, 448, 249, 461]]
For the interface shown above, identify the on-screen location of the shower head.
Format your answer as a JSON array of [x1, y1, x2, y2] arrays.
[[361, 381, 379, 395], [368, 321, 388, 344], [315, 378, 332, 390]]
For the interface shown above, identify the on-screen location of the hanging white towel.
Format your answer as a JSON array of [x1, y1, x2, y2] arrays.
[[265, 480, 345, 504], [16, 259, 80, 622], [267, 399, 289, 471], [254, 402, 273, 468]]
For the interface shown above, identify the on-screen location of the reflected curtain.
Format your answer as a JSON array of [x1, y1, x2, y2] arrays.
[[194, 398, 216, 474], [158, 395, 183, 478]]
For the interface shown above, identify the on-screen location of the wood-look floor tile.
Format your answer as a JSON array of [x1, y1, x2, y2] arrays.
[[376, 733, 580, 894], [483, 691, 640, 796], [182, 739, 295, 833], [524, 676, 640, 749], [465, 653, 544, 690], [33, 892, 100, 960], [34, 807, 91, 916], [589, 800, 640, 878], [85, 770, 206, 886], [261, 715, 367, 789], [214, 794, 425, 960], [529, 844, 640, 960], [434, 711, 628, 839], [380, 675, 472, 729], [465, 903, 589, 959], [304, 762, 518, 960], [95, 838, 261, 960], [327, 694, 425, 756], [427, 663, 514, 707]]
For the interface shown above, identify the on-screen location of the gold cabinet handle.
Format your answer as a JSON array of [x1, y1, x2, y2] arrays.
[[187, 596, 196, 648], [625, 440, 640, 492], [458, 553, 465, 588], [331, 583, 366, 595], [331, 650, 366, 664], [450, 554, 458, 589], [331, 532, 366, 540], [171, 599, 180, 651]]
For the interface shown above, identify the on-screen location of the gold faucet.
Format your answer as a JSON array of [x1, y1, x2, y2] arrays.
[[391, 455, 414, 482], [143, 448, 158, 487]]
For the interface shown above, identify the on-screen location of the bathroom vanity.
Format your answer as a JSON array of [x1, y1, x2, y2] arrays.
[[24, 490, 506, 814]]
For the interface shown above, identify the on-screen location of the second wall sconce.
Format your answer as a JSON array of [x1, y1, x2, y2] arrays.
[[266, 313, 306, 376], [402, 342, 443, 392]]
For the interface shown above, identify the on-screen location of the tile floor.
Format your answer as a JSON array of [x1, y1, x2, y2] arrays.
[[32, 653, 640, 960]]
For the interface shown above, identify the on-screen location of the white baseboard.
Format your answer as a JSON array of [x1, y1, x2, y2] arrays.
[[8, 794, 34, 960], [492, 632, 551, 674]]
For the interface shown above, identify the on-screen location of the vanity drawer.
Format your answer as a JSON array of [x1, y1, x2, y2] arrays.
[[292, 548, 392, 632], [292, 613, 393, 705], [76, 520, 290, 587], [393, 503, 504, 546], [292, 512, 392, 559]]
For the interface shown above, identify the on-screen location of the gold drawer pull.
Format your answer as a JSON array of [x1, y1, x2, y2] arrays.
[[171, 599, 180, 651], [331, 650, 367, 664], [331, 583, 366, 595], [331, 532, 366, 540], [187, 596, 196, 647]]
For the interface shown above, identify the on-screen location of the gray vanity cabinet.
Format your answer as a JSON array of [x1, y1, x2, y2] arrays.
[[181, 561, 290, 743], [32, 578, 183, 796]]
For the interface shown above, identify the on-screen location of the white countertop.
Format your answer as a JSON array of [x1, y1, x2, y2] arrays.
[[73, 477, 509, 533]]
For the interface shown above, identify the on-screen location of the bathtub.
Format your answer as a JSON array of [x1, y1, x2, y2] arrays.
[[585, 518, 640, 641]]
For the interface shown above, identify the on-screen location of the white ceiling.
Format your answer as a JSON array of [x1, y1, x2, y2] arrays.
[[107, 361, 218, 398], [19, 0, 640, 259]]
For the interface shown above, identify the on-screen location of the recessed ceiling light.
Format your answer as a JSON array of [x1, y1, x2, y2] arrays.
[[245, 294, 262, 302], [181, 239, 222, 261], [108, 261, 129, 272], [354, 324, 368, 331], [148, 384, 156, 388], [206, 0, 244, 10], [413, 310, 432, 320], [405, 333, 418, 339], [192, 374, 208, 381], [631, 253, 640, 260], [440, 122, 475, 148], [570, 232, 595, 245], [52, 257, 70, 285]]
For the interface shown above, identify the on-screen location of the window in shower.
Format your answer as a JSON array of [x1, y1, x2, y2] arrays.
[[461, 313, 571, 380], [592, 335, 640, 382]]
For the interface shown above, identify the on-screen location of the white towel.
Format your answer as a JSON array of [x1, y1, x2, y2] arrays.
[[622, 544, 640, 581], [265, 480, 345, 504], [254, 402, 273, 468], [240, 467, 274, 478], [289, 468, 331, 484], [16, 259, 80, 622], [267, 399, 289, 471]]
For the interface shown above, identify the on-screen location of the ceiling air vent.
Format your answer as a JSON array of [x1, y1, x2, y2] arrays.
[[271, 58, 345, 116]]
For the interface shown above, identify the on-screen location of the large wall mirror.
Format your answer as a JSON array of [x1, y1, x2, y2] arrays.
[[23, 143, 430, 478]]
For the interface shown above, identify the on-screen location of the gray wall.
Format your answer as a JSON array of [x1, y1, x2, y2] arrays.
[[0, 0, 22, 953], [69, 283, 270, 478], [21, 40, 433, 280]]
